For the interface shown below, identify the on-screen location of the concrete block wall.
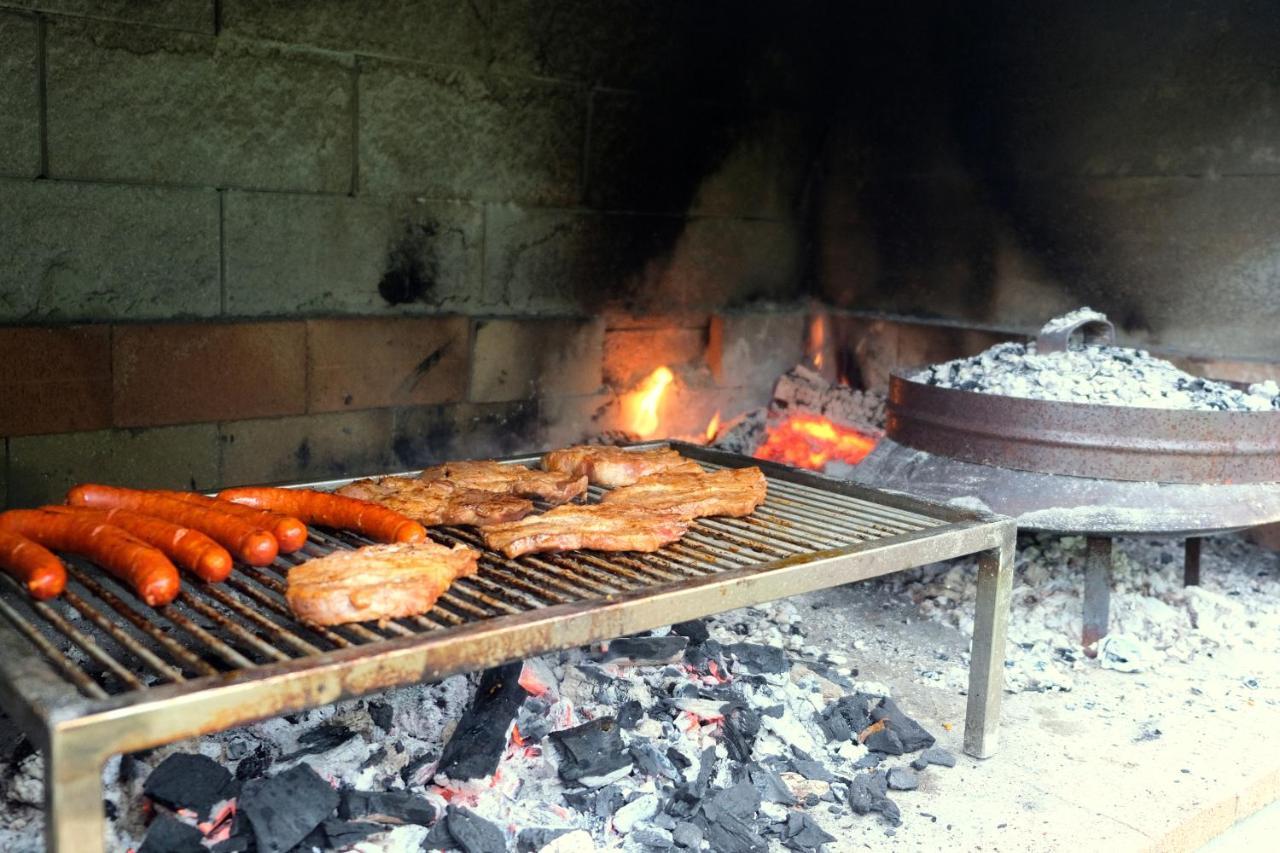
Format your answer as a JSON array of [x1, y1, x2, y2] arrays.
[[0, 1, 829, 506]]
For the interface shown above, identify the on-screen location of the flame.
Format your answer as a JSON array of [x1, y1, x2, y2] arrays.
[[624, 366, 674, 438], [754, 414, 877, 470], [807, 314, 828, 370], [705, 410, 721, 442]]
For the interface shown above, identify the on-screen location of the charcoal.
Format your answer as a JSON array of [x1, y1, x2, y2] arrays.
[[667, 748, 692, 769], [235, 744, 273, 781], [631, 740, 680, 781], [210, 809, 253, 853], [672, 821, 704, 849], [703, 781, 761, 828], [869, 698, 936, 753], [366, 699, 394, 732], [359, 745, 388, 772], [817, 694, 875, 743], [634, 826, 675, 847], [913, 746, 957, 769], [516, 827, 572, 852], [289, 722, 355, 758], [227, 739, 249, 761], [423, 818, 460, 851], [781, 812, 836, 850], [722, 704, 761, 763], [685, 640, 728, 674], [143, 753, 237, 820], [595, 785, 627, 819], [852, 752, 882, 770], [400, 751, 436, 786], [673, 682, 700, 699], [339, 788, 435, 825], [599, 635, 688, 666], [436, 663, 527, 781], [691, 745, 718, 799], [139, 814, 205, 853], [864, 728, 905, 755], [791, 760, 835, 783], [315, 818, 380, 847], [446, 806, 507, 853], [887, 767, 918, 790], [618, 699, 644, 729], [847, 772, 900, 826], [726, 643, 787, 674], [548, 717, 631, 783], [672, 619, 710, 645], [238, 764, 339, 853], [748, 765, 796, 805], [702, 811, 768, 853]]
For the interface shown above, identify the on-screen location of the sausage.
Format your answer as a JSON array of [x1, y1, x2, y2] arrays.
[[66, 484, 278, 567], [44, 506, 233, 583], [0, 510, 179, 606], [218, 487, 427, 544], [151, 490, 308, 553], [0, 529, 67, 600]]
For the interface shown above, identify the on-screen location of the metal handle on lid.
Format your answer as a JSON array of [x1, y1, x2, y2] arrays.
[[1035, 309, 1115, 354]]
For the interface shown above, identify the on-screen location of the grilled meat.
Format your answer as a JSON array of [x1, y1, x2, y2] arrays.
[[481, 504, 690, 558], [601, 466, 767, 519], [335, 477, 533, 527], [419, 460, 587, 505], [541, 445, 703, 488], [286, 541, 478, 626]]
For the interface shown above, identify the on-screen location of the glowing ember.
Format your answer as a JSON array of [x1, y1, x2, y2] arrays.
[[807, 314, 827, 370], [753, 413, 877, 470], [623, 366, 674, 438], [705, 410, 721, 442]]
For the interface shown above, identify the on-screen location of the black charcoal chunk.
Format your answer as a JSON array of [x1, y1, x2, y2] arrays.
[[703, 811, 768, 853], [817, 694, 875, 743], [782, 812, 836, 850], [691, 745, 718, 799], [437, 663, 528, 781], [595, 785, 626, 819], [139, 814, 205, 853], [667, 747, 692, 769], [317, 818, 380, 847], [517, 827, 572, 852], [234, 744, 273, 781], [400, 751, 436, 787], [618, 699, 644, 729], [847, 772, 900, 826], [914, 747, 957, 769], [423, 818, 459, 851], [635, 826, 675, 847], [869, 698, 936, 753], [238, 764, 339, 853], [749, 765, 796, 805], [339, 789, 435, 825], [887, 767, 918, 791], [548, 717, 631, 783], [631, 740, 681, 781], [672, 620, 710, 645], [791, 760, 835, 783], [864, 728, 905, 755], [852, 752, 882, 770], [672, 821, 704, 849], [367, 700, 394, 732], [599, 635, 689, 666], [722, 704, 761, 763], [705, 780, 761, 821], [725, 643, 787, 674], [446, 806, 506, 853], [289, 722, 355, 758], [143, 753, 238, 820]]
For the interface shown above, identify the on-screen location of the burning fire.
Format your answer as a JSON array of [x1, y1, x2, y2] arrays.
[[623, 366, 674, 438], [807, 314, 827, 370], [705, 410, 721, 442], [753, 413, 877, 470]]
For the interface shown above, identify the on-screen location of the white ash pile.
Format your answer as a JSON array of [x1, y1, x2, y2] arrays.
[[0, 603, 957, 853], [913, 309, 1280, 411], [882, 533, 1280, 694], [715, 365, 886, 456]]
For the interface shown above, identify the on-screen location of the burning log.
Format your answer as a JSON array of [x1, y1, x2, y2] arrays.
[[435, 662, 528, 782]]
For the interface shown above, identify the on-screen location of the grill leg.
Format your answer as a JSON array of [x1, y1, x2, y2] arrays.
[[1082, 536, 1113, 652], [1184, 537, 1202, 586], [45, 735, 106, 853], [964, 532, 1015, 759]]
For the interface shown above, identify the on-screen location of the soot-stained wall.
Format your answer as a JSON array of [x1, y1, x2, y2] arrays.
[[817, 1, 1280, 360]]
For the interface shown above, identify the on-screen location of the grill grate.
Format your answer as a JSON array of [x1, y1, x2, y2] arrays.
[[0, 456, 944, 699], [0, 442, 1017, 853]]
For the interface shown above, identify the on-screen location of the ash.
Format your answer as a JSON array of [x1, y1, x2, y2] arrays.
[[913, 315, 1279, 412], [882, 533, 1280, 694], [0, 601, 951, 853]]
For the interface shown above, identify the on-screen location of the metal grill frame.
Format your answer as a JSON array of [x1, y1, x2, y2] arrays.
[[0, 442, 1016, 852]]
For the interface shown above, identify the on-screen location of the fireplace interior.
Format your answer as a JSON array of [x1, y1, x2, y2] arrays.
[[1, 1, 1280, 851]]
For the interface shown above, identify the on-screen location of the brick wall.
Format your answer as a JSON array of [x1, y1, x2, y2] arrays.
[[0, 1, 828, 506]]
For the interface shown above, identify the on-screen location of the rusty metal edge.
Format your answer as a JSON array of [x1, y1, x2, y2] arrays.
[[887, 373, 1280, 484]]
